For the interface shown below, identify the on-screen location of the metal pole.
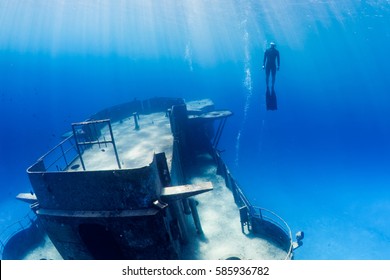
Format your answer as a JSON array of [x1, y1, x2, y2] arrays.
[[133, 112, 140, 130], [108, 121, 121, 169], [213, 117, 227, 149], [213, 119, 223, 147], [92, 123, 102, 149], [60, 144, 68, 168], [72, 125, 86, 171], [189, 198, 203, 235]]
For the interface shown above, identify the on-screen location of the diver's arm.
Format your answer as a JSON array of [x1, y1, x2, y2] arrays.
[[262, 51, 267, 69], [277, 51, 280, 70]]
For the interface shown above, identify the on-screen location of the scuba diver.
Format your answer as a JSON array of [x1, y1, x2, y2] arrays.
[[262, 42, 280, 89]]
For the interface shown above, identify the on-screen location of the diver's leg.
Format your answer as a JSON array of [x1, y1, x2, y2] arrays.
[[271, 66, 276, 89], [265, 66, 271, 88]]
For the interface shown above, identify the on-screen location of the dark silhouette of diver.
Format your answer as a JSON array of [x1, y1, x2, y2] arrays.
[[262, 42, 280, 89]]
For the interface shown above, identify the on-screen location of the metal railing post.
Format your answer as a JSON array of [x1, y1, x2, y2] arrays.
[[133, 112, 140, 130], [108, 121, 121, 169], [72, 125, 86, 171]]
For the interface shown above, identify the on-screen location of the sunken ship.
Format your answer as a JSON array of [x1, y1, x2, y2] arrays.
[[2, 97, 303, 260]]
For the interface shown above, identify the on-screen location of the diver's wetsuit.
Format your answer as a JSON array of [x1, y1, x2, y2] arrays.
[[263, 46, 280, 88]]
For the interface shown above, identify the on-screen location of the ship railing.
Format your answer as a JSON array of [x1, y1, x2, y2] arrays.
[[233, 179, 294, 259], [29, 134, 79, 172], [213, 151, 294, 259], [0, 211, 37, 259], [251, 206, 294, 259], [28, 119, 122, 173]]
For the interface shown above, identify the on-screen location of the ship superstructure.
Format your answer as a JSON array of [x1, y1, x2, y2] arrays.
[[1, 97, 302, 260]]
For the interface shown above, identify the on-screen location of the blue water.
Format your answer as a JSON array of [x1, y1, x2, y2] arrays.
[[1, 0, 390, 259]]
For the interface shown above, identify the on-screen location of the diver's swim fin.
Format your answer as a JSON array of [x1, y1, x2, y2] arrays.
[[266, 88, 277, 110]]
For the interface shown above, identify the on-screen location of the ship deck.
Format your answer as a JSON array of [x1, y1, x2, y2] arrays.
[[182, 153, 287, 259], [67, 112, 173, 171]]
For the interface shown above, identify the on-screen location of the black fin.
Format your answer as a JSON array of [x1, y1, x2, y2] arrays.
[[266, 88, 277, 110]]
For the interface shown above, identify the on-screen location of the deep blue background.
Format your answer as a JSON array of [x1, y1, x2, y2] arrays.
[[1, 0, 390, 259]]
